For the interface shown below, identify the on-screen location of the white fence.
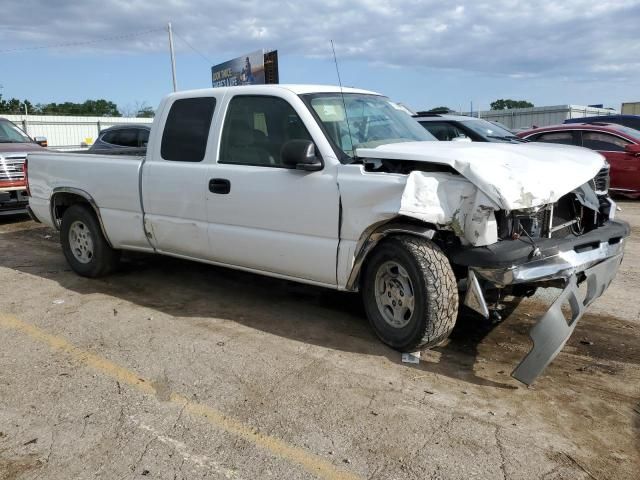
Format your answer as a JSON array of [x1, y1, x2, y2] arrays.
[[2, 114, 154, 150], [467, 105, 620, 130]]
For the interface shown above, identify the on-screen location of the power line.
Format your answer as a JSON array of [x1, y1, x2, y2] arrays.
[[0, 28, 165, 54], [172, 30, 214, 65]]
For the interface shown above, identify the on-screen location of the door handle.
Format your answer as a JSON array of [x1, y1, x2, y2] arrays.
[[209, 178, 231, 194]]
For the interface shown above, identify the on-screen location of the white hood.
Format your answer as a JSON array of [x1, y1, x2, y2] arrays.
[[356, 141, 605, 210]]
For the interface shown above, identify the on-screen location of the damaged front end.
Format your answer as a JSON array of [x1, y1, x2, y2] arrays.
[[342, 143, 626, 385], [451, 181, 628, 385]]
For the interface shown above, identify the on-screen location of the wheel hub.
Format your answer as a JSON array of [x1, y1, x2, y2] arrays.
[[69, 220, 94, 264], [374, 261, 415, 328]]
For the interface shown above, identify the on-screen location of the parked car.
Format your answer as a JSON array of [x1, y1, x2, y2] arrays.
[[518, 123, 640, 198], [0, 117, 46, 215], [564, 114, 640, 131], [26, 85, 628, 385], [88, 124, 150, 152], [413, 113, 525, 143]]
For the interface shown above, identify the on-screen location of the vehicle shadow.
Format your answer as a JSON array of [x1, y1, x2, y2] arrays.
[[1, 224, 521, 390]]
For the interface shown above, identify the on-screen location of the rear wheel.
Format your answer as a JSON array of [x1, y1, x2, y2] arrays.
[[362, 235, 458, 351], [60, 204, 120, 277]]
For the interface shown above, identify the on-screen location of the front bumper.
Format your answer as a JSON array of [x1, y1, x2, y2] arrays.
[[511, 255, 622, 384], [454, 220, 629, 385], [0, 189, 29, 216]]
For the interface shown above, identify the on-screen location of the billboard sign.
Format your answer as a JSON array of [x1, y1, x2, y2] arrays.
[[211, 50, 265, 87]]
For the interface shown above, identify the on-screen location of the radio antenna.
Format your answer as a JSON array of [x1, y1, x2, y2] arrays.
[[330, 40, 355, 158]]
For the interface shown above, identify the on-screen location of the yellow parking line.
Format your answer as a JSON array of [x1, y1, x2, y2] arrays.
[[0, 314, 361, 480]]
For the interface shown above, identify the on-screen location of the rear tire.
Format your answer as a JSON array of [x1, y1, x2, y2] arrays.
[[362, 235, 458, 351], [60, 204, 120, 277]]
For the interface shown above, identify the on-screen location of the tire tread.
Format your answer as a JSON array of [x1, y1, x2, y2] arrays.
[[363, 234, 458, 351]]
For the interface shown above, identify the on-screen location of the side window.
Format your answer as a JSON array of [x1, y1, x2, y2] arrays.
[[161, 97, 216, 162], [138, 128, 150, 147], [535, 131, 576, 145], [582, 132, 629, 152], [113, 128, 139, 147], [100, 130, 118, 145], [419, 121, 468, 141], [219, 95, 313, 167]]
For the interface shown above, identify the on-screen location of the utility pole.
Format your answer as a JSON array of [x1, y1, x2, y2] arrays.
[[167, 22, 178, 92], [24, 101, 29, 136]]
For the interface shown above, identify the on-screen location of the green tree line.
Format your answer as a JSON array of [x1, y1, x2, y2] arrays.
[[421, 99, 535, 114], [0, 95, 154, 117], [489, 99, 534, 110]]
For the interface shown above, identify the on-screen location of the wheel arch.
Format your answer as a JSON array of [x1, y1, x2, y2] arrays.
[[50, 187, 113, 247], [344, 217, 439, 292]]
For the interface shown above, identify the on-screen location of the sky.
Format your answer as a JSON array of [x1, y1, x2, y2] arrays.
[[1, 0, 639, 114]]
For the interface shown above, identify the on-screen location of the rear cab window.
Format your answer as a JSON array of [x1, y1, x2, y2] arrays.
[[161, 97, 217, 162]]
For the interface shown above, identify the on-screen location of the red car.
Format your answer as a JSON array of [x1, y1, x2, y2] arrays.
[[518, 123, 640, 198]]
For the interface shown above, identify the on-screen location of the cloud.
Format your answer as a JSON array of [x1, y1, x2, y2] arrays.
[[1, 0, 639, 80]]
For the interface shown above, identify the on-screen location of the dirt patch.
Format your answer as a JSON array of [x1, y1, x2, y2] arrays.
[[0, 455, 43, 480]]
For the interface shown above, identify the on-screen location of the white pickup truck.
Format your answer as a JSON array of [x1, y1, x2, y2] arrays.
[[26, 85, 629, 384]]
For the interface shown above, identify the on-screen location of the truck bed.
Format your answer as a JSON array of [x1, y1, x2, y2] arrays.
[[27, 151, 151, 250]]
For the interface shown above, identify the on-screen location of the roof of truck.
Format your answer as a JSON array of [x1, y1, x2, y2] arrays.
[[167, 84, 381, 98]]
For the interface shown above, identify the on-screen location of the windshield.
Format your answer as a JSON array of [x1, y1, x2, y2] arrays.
[[303, 93, 436, 157], [0, 119, 32, 143], [460, 119, 522, 141]]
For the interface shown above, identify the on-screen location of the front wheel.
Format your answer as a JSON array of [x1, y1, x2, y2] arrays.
[[362, 235, 458, 351], [60, 204, 120, 277]]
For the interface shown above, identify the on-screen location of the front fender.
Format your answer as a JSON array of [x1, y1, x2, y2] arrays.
[[343, 220, 436, 291]]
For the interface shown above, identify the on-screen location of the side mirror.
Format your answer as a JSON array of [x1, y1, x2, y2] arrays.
[[624, 143, 640, 156], [451, 136, 472, 143], [34, 136, 48, 147], [281, 140, 323, 171]]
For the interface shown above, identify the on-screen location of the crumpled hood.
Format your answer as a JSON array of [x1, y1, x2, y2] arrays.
[[356, 141, 605, 210]]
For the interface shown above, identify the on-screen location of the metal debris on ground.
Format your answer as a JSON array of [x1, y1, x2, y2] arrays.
[[401, 351, 421, 364]]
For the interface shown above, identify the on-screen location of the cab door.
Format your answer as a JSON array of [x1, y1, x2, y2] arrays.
[[205, 91, 341, 286], [141, 94, 220, 258]]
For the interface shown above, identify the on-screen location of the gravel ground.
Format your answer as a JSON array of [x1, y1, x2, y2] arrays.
[[0, 201, 638, 480]]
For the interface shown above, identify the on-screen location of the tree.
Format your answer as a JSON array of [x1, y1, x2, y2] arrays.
[[490, 99, 534, 110], [37, 99, 121, 117], [426, 106, 451, 114], [0, 96, 121, 116], [120, 101, 155, 118], [0, 95, 32, 114], [136, 106, 155, 118]]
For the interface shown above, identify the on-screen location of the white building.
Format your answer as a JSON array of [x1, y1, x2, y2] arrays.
[[467, 105, 619, 129], [1, 114, 153, 150]]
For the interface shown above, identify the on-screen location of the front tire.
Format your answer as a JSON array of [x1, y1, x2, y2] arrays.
[[362, 235, 458, 351], [60, 204, 120, 277]]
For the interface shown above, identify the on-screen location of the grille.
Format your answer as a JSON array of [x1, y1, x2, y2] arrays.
[[0, 156, 26, 183], [497, 192, 598, 241], [592, 165, 610, 194]]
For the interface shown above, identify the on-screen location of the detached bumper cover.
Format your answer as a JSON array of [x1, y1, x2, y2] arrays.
[[511, 254, 622, 384], [454, 220, 629, 385]]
